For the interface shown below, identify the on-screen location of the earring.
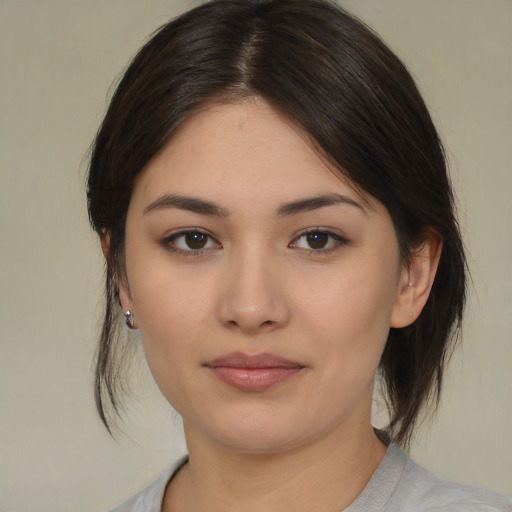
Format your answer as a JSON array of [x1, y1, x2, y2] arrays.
[[124, 310, 136, 329]]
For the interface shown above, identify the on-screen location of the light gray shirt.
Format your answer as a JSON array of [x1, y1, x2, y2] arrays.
[[106, 444, 511, 511]]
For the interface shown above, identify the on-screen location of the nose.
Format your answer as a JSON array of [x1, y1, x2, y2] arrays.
[[215, 245, 290, 335]]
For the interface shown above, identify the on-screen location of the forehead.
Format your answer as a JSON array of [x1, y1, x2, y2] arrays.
[[131, 98, 372, 210]]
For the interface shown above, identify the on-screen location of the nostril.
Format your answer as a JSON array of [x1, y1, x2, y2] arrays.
[[224, 318, 277, 331]]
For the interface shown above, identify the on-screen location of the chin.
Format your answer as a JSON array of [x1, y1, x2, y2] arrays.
[[187, 406, 311, 455], [216, 428, 306, 455], [215, 418, 351, 456]]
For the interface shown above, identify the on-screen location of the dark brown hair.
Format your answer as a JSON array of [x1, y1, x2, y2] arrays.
[[87, 0, 466, 447]]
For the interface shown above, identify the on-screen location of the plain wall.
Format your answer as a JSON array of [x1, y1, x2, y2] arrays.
[[0, 1, 510, 510]]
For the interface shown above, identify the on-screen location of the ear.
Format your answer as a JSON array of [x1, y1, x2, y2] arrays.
[[100, 229, 111, 260], [118, 280, 134, 317], [100, 230, 135, 317], [391, 230, 443, 328]]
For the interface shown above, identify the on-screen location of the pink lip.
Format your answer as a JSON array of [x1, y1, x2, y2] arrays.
[[204, 352, 305, 392]]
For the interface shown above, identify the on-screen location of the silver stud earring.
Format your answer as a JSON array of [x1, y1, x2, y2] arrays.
[[124, 310, 135, 329]]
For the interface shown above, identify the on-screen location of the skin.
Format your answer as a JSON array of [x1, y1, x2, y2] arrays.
[[117, 98, 440, 512]]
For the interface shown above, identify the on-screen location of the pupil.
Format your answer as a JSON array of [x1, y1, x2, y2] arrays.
[[185, 232, 207, 249], [307, 232, 328, 249]]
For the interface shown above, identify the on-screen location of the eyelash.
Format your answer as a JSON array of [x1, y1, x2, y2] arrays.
[[289, 229, 349, 254], [161, 228, 348, 256], [161, 229, 221, 256]]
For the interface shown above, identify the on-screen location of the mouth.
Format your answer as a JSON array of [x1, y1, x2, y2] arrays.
[[204, 352, 305, 392]]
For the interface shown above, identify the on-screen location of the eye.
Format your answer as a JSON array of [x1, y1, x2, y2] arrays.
[[290, 229, 348, 252], [163, 229, 221, 254], [304, 232, 330, 249]]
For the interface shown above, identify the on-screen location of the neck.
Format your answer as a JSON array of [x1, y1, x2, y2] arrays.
[[163, 422, 387, 512]]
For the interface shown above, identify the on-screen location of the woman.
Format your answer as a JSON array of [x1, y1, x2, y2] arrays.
[[87, 0, 511, 510]]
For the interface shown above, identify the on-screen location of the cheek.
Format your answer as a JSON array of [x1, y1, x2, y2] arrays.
[[127, 263, 215, 387], [129, 250, 213, 328], [303, 262, 397, 333], [133, 295, 208, 413], [299, 256, 398, 370], [135, 289, 210, 349]]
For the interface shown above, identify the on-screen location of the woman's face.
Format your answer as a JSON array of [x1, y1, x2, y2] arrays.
[[121, 99, 409, 454]]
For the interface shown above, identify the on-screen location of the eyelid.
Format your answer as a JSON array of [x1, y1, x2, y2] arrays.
[[161, 228, 222, 255], [289, 227, 349, 253], [159, 227, 348, 256]]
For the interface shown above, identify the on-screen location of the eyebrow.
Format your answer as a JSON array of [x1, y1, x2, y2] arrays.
[[276, 193, 367, 217], [143, 192, 366, 218], [143, 194, 230, 217]]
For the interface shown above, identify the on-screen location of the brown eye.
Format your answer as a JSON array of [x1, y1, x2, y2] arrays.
[[290, 229, 348, 253], [185, 232, 208, 249], [164, 230, 220, 253], [306, 232, 329, 249]]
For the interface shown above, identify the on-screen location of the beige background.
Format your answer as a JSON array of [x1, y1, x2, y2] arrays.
[[0, 1, 510, 510]]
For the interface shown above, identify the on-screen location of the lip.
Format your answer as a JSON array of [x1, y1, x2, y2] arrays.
[[204, 352, 305, 392]]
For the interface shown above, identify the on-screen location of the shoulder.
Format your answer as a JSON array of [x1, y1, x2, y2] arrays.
[[387, 446, 512, 512], [104, 456, 188, 512]]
